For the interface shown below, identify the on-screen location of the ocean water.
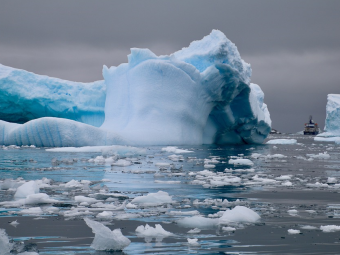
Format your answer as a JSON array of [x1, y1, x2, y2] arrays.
[[1, 134, 340, 254]]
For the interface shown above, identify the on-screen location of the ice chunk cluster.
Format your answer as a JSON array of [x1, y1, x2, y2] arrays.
[[318, 94, 340, 138], [0, 30, 271, 146]]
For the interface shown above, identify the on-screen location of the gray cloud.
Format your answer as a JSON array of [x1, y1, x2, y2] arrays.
[[1, 0, 340, 133]]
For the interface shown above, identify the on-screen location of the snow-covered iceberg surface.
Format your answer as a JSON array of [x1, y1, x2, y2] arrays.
[[0, 64, 105, 127], [318, 94, 340, 138], [0, 30, 271, 146]]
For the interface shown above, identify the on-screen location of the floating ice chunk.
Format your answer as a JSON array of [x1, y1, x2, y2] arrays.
[[14, 181, 39, 198], [9, 220, 19, 227], [265, 154, 287, 159], [266, 139, 297, 145], [135, 224, 174, 239], [25, 193, 58, 204], [20, 207, 43, 215], [314, 137, 340, 144], [97, 211, 113, 220], [187, 228, 201, 234], [281, 181, 293, 186], [219, 206, 260, 224], [222, 226, 236, 232], [228, 158, 254, 166], [288, 209, 298, 216], [306, 182, 329, 188], [187, 238, 200, 246], [196, 170, 215, 176], [177, 216, 218, 229], [130, 191, 173, 206], [251, 153, 263, 159], [75, 196, 98, 204], [112, 159, 132, 167], [84, 218, 131, 251], [320, 225, 340, 232], [276, 175, 292, 180], [288, 229, 300, 234], [126, 203, 138, 209], [306, 152, 330, 159], [60, 179, 84, 188], [155, 163, 171, 167], [168, 210, 200, 216], [301, 225, 318, 230], [204, 164, 216, 168], [161, 147, 193, 153], [327, 177, 337, 184], [251, 175, 278, 185], [154, 180, 181, 184]]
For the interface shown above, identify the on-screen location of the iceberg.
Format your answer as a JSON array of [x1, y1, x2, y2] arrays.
[[318, 94, 340, 138], [0, 30, 271, 146]]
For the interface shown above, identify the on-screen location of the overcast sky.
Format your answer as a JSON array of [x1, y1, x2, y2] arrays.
[[1, 0, 340, 133]]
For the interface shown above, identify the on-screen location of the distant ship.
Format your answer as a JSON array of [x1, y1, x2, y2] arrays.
[[304, 115, 320, 135]]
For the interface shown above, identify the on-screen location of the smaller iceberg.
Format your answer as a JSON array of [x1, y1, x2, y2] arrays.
[[84, 218, 131, 251]]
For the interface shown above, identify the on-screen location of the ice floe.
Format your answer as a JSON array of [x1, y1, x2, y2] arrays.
[[84, 218, 131, 251], [266, 139, 297, 145]]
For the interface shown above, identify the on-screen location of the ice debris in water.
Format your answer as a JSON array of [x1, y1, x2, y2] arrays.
[[130, 191, 173, 206], [187, 228, 201, 234], [222, 226, 236, 232], [219, 206, 260, 224], [266, 139, 297, 145], [306, 152, 330, 159], [161, 146, 193, 154], [187, 238, 200, 246], [0, 29, 271, 147], [178, 206, 260, 229], [288, 229, 300, 234], [135, 224, 174, 239], [84, 218, 130, 251], [228, 158, 254, 166], [320, 225, 340, 233]]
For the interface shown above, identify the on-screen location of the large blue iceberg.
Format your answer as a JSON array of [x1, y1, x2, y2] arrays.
[[0, 30, 271, 146]]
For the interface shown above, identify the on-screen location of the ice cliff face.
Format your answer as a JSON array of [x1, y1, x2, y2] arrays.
[[0, 64, 105, 127], [0, 30, 271, 146], [319, 94, 340, 137]]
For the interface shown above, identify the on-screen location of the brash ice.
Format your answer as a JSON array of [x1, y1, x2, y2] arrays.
[[0, 30, 271, 146]]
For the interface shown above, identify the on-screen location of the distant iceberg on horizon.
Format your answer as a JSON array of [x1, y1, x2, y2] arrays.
[[0, 30, 271, 146]]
